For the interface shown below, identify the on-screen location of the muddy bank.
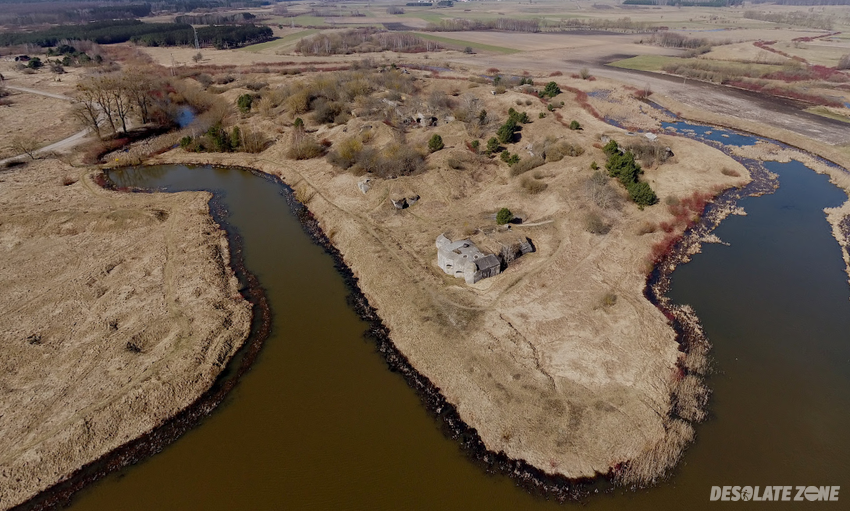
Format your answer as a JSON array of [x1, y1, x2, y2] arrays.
[[0, 160, 255, 510]]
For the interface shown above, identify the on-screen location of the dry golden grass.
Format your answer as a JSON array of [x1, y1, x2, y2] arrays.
[[0, 90, 77, 159], [617, 418, 695, 485], [0, 160, 251, 508]]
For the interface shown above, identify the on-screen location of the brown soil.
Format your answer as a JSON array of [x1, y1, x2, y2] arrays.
[[0, 160, 251, 509]]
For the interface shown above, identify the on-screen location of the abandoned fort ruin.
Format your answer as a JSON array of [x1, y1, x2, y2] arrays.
[[436, 233, 533, 284]]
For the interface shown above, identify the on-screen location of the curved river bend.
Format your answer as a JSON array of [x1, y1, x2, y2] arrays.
[[61, 143, 850, 510]]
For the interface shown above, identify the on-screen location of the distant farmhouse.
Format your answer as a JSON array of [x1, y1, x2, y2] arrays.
[[436, 233, 533, 284]]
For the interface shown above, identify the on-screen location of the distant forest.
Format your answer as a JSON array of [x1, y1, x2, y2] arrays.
[[0, 0, 271, 26], [0, 19, 273, 49]]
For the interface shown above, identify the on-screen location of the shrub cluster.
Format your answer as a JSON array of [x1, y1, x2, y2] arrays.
[[534, 137, 584, 162], [327, 134, 425, 178], [180, 124, 268, 154], [237, 94, 254, 113], [428, 134, 444, 152], [496, 108, 530, 144], [272, 68, 415, 125], [500, 150, 520, 166], [584, 171, 621, 210], [496, 208, 513, 225], [603, 140, 657, 207], [541, 81, 561, 98], [520, 175, 547, 194], [286, 130, 326, 160], [624, 139, 671, 168], [584, 211, 611, 235]]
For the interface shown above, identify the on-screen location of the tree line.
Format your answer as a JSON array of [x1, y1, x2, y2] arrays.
[[173, 12, 256, 25], [0, 2, 150, 28], [0, 19, 273, 49], [0, 20, 188, 47], [294, 28, 440, 56], [743, 10, 834, 29], [73, 72, 170, 139], [748, 0, 850, 4], [131, 24, 273, 49], [427, 18, 541, 33]]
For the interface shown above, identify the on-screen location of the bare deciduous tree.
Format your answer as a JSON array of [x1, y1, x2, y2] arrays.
[[72, 84, 104, 139], [103, 76, 133, 134], [11, 136, 40, 160], [122, 71, 156, 124]]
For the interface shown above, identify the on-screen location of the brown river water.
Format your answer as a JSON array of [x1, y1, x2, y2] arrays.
[[56, 157, 850, 510]]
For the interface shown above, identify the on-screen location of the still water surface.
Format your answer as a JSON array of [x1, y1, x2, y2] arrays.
[[68, 159, 850, 510]]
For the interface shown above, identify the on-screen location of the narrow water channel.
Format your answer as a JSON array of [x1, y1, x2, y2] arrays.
[[66, 156, 850, 510]]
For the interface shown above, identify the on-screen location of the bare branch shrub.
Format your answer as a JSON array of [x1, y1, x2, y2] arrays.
[[10, 136, 40, 160], [624, 139, 670, 168], [584, 211, 611, 235], [584, 171, 621, 210], [520, 175, 547, 194], [286, 130, 324, 160], [241, 129, 270, 153], [536, 136, 584, 162]]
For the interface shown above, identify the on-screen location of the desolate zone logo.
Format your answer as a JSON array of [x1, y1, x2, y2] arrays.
[[710, 486, 840, 502]]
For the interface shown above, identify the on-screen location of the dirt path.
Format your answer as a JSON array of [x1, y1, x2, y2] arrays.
[[0, 86, 91, 165], [5, 85, 72, 101]]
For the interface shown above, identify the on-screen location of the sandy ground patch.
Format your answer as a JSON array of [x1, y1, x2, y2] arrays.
[[0, 160, 251, 509]]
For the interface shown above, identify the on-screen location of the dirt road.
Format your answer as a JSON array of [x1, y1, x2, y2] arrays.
[[5, 84, 72, 101], [0, 86, 90, 165]]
